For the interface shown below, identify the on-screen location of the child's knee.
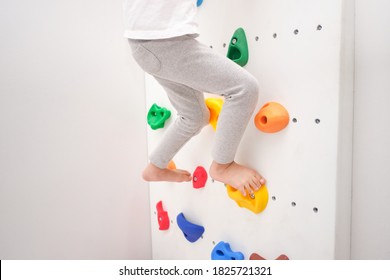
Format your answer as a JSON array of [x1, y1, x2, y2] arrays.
[[245, 75, 260, 104], [196, 106, 210, 131], [229, 75, 259, 110], [179, 107, 209, 134]]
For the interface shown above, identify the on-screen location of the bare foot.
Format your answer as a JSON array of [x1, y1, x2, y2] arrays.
[[209, 161, 266, 196], [142, 163, 192, 182]]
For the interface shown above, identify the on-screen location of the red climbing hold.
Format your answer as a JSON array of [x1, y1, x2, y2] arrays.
[[156, 201, 170, 230], [192, 166, 208, 189]]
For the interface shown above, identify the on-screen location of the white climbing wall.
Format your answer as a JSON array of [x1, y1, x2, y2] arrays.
[[145, 0, 354, 260]]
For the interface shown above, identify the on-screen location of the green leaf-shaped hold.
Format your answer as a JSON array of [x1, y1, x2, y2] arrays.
[[147, 103, 171, 130], [227, 27, 249, 67]]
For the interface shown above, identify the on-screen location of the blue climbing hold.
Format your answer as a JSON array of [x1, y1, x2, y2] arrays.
[[197, 0, 203, 7], [211, 241, 245, 260], [176, 213, 205, 243]]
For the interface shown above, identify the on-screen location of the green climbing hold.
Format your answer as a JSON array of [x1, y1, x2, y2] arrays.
[[227, 27, 249, 67], [147, 103, 171, 130]]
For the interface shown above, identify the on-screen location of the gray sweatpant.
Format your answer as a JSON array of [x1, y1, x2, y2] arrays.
[[128, 35, 259, 169]]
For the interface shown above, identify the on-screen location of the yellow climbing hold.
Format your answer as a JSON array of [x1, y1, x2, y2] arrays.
[[205, 97, 224, 130], [226, 184, 269, 214]]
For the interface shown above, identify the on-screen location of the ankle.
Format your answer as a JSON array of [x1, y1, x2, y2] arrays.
[[210, 160, 233, 176]]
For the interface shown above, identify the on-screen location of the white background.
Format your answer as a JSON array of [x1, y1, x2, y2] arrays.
[[0, 1, 151, 259]]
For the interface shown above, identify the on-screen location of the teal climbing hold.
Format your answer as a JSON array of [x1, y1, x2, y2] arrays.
[[227, 27, 249, 67], [147, 103, 171, 130]]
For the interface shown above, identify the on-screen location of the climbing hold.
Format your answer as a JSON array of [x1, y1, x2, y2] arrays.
[[205, 97, 224, 130], [211, 241, 245, 260], [156, 201, 170, 231], [254, 102, 289, 133], [226, 184, 269, 214], [193, 166, 208, 189], [249, 253, 289, 260], [227, 27, 249, 67], [176, 213, 205, 243], [197, 0, 203, 7], [147, 103, 171, 130], [249, 253, 265, 260], [167, 160, 176, 170]]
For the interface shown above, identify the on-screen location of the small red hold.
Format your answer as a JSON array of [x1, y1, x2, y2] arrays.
[[192, 166, 208, 189], [156, 201, 170, 230]]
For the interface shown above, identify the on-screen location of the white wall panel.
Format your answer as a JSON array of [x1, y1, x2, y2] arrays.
[[146, 0, 354, 260]]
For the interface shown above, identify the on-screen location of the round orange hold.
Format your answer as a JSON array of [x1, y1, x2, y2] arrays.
[[254, 102, 289, 133]]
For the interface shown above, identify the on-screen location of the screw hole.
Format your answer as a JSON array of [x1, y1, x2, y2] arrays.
[[223, 43, 226, 48], [255, 36, 259, 41], [273, 33, 277, 38], [313, 207, 319, 213], [317, 25, 322, 31], [292, 118, 297, 123], [291, 202, 296, 207], [294, 29, 299, 35], [315, 119, 321, 124], [272, 196, 276, 201]]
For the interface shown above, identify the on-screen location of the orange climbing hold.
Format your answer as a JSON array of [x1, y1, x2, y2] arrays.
[[226, 184, 269, 214], [205, 97, 224, 130], [254, 102, 289, 133], [167, 160, 176, 170]]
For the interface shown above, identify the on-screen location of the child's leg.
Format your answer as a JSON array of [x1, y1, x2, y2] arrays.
[[129, 36, 266, 193], [143, 77, 210, 182]]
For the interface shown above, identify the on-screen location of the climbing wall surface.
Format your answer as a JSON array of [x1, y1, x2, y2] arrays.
[[145, 0, 354, 260]]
